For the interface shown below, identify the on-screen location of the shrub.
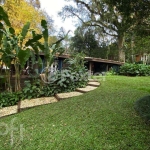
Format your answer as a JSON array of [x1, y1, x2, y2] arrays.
[[21, 79, 44, 100], [0, 92, 21, 108], [119, 63, 150, 76], [134, 95, 150, 124], [41, 84, 56, 97], [49, 69, 88, 93]]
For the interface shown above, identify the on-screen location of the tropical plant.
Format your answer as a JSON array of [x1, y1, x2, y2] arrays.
[[21, 79, 43, 100], [0, 5, 11, 44], [0, 91, 21, 108], [66, 52, 86, 71], [40, 19, 69, 82], [48, 69, 88, 93], [0, 20, 42, 91]]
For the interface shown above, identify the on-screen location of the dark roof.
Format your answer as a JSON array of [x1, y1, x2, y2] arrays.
[[58, 54, 124, 65]]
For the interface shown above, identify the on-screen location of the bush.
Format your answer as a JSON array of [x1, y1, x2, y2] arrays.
[[119, 63, 150, 76], [0, 92, 21, 108], [49, 69, 88, 93], [21, 79, 44, 100], [134, 95, 150, 124]]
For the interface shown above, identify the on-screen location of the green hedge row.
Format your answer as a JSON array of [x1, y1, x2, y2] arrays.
[[119, 63, 150, 76]]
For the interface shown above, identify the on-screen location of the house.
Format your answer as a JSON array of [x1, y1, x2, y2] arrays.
[[57, 54, 124, 75]]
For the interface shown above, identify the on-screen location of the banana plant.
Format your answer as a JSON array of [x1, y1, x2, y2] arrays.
[[0, 6, 12, 91], [0, 6, 11, 45], [40, 19, 69, 81], [25, 29, 43, 74], [0, 29, 14, 91], [0, 21, 42, 91]]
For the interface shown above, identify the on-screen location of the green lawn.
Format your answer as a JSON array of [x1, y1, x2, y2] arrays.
[[0, 76, 150, 150]]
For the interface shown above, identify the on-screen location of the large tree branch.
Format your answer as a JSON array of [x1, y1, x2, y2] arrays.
[[75, 0, 99, 15], [75, 0, 119, 32], [85, 22, 118, 37], [92, 19, 118, 32]]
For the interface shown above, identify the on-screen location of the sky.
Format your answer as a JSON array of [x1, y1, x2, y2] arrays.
[[40, 0, 76, 35]]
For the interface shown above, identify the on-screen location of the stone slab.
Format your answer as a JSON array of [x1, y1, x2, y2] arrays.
[[88, 79, 95, 82], [20, 97, 58, 109], [88, 81, 100, 87], [55, 91, 83, 100], [76, 85, 98, 93], [0, 105, 18, 118]]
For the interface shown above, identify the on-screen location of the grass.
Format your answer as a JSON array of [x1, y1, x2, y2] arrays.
[[0, 75, 150, 150]]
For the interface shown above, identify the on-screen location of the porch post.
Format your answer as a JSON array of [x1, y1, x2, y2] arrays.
[[106, 64, 108, 71], [89, 61, 93, 75]]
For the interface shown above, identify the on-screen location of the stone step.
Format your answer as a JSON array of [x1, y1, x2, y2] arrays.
[[76, 85, 98, 93], [19, 97, 58, 110], [0, 105, 18, 118], [88, 81, 100, 87], [88, 79, 99, 82], [55, 91, 83, 100]]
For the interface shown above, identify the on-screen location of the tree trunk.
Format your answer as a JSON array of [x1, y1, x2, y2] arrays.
[[14, 62, 21, 92], [5, 68, 12, 92], [118, 34, 125, 62]]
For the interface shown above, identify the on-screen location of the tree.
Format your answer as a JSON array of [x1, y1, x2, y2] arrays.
[[2, 0, 45, 34], [59, 0, 150, 62], [70, 27, 99, 57], [70, 27, 85, 53], [124, 34, 150, 63]]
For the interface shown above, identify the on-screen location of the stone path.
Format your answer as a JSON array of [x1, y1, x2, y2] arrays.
[[0, 79, 100, 118]]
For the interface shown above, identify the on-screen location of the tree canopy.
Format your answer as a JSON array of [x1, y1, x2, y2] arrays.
[[59, 0, 150, 62], [70, 27, 99, 57], [2, 0, 45, 34]]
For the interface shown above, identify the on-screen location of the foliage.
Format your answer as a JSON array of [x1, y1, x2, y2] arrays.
[[21, 80, 43, 100], [41, 84, 56, 97], [134, 95, 150, 124], [50, 69, 88, 93], [44, 53, 88, 93], [40, 19, 65, 73], [70, 27, 99, 57], [0, 91, 20, 108], [0, 21, 42, 91], [2, 0, 46, 34], [119, 63, 150, 76], [0, 5, 11, 44], [39, 19, 71, 85], [108, 0, 150, 36], [66, 52, 86, 70]]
